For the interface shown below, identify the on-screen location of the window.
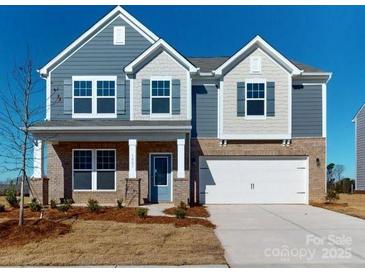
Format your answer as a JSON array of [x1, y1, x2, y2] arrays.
[[113, 26, 125, 45], [73, 150, 92, 190], [73, 149, 116, 191], [246, 82, 266, 117], [151, 80, 171, 114], [96, 150, 116, 190], [250, 57, 261, 73], [74, 81, 92, 114], [97, 81, 115, 114], [72, 76, 116, 118]]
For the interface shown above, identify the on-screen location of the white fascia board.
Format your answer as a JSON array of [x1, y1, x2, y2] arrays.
[[29, 125, 192, 132], [300, 72, 332, 83], [219, 133, 291, 140], [39, 6, 159, 76], [214, 35, 302, 76], [353, 103, 365, 122], [124, 39, 198, 74]]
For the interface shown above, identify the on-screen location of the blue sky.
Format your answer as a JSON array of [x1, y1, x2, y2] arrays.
[[0, 5, 362, 179]]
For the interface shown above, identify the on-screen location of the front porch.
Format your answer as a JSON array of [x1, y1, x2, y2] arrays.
[[30, 121, 191, 206]]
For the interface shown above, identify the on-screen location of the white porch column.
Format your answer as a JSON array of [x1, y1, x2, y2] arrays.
[[128, 139, 137, 178], [33, 140, 44, 179], [177, 138, 185, 178]]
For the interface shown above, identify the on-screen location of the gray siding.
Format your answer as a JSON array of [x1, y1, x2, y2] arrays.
[[192, 85, 217, 137], [356, 107, 365, 190], [50, 16, 152, 120], [292, 84, 323, 137]]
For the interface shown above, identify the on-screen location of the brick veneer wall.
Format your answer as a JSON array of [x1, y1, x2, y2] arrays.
[[191, 137, 326, 204], [47, 138, 190, 205], [29, 177, 49, 205]]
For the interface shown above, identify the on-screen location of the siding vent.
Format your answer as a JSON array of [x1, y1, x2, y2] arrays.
[[113, 26, 125, 45], [250, 56, 261, 73]]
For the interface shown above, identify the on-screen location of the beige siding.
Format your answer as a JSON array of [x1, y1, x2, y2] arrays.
[[222, 48, 290, 135], [133, 51, 188, 120]]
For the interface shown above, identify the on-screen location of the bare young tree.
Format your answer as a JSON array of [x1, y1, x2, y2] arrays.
[[0, 52, 45, 226], [333, 164, 345, 183]]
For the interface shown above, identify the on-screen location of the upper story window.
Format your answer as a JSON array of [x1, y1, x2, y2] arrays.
[[151, 79, 171, 115], [246, 82, 266, 117], [72, 76, 117, 118], [113, 26, 125, 45], [250, 56, 261, 74]]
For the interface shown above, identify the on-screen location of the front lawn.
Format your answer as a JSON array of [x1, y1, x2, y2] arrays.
[[0, 206, 225, 266], [312, 194, 365, 220]]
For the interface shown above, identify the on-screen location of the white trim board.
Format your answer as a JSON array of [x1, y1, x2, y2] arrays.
[[124, 39, 198, 74], [39, 6, 159, 76], [214, 35, 302, 76]]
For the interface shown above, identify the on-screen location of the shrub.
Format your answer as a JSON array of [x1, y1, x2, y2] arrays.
[[326, 189, 339, 203], [0, 204, 5, 213], [136, 207, 148, 218], [50, 199, 57, 209], [87, 199, 101, 212], [178, 201, 188, 210], [57, 199, 72, 212], [174, 207, 186, 219], [5, 184, 19, 208], [29, 198, 42, 212], [117, 199, 124, 209], [57, 203, 71, 212]]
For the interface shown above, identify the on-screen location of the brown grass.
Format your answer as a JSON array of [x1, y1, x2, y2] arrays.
[[0, 207, 215, 228], [0, 219, 71, 248], [312, 202, 365, 220], [164, 206, 210, 218], [0, 220, 226, 266]]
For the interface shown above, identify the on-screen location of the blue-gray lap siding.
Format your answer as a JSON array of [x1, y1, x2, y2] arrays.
[[192, 85, 218, 138], [356, 108, 365, 190], [49, 16, 152, 120], [292, 84, 323, 137]]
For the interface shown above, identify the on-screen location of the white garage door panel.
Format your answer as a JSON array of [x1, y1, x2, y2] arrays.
[[199, 157, 308, 204]]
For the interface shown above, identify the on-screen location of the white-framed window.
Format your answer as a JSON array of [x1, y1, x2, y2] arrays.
[[73, 149, 116, 191], [245, 80, 266, 118], [150, 77, 171, 116], [250, 56, 262, 74], [72, 76, 117, 118], [113, 26, 125, 45]]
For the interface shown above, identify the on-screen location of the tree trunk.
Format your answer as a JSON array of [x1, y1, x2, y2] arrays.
[[19, 143, 27, 226]]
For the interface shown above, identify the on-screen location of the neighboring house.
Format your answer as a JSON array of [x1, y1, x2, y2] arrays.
[[353, 104, 365, 190], [29, 6, 331, 206]]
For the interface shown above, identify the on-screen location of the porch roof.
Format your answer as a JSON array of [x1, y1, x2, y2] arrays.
[[29, 120, 191, 142]]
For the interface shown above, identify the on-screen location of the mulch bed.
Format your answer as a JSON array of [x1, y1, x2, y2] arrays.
[[1, 207, 215, 228], [163, 206, 210, 218], [0, 219, 71, 248]]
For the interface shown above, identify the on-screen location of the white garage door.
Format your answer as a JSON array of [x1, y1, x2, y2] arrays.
[[199, 156, 308, 204]]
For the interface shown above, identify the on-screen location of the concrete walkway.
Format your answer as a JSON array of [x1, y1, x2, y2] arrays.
[[208, 205, 365, 267], [142, 203, 172, 216]]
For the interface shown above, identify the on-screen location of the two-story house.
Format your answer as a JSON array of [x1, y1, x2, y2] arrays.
[[30, 6, 331, 206]]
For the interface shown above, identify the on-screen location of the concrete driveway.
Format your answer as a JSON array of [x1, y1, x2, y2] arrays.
[[208, 205, 365, 267]]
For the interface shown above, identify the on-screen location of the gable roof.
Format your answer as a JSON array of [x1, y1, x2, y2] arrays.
[[353, 103, 365, 122], [124, 39, 198, 74], [39, 6, 159, 77], [213, 35, 302, 76], [188, 56, 325, 74]]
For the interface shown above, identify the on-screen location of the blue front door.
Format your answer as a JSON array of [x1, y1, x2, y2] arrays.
[[150, 154, 171, 203]]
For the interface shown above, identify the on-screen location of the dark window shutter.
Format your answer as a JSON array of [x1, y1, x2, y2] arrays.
[[142, 79, 150, 115], [117, 78, 126, 115], [172, 79, 181, 115], [266, 82, 275, 117], [237, 82, 245, 117], [64, 79, 72, 115]]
